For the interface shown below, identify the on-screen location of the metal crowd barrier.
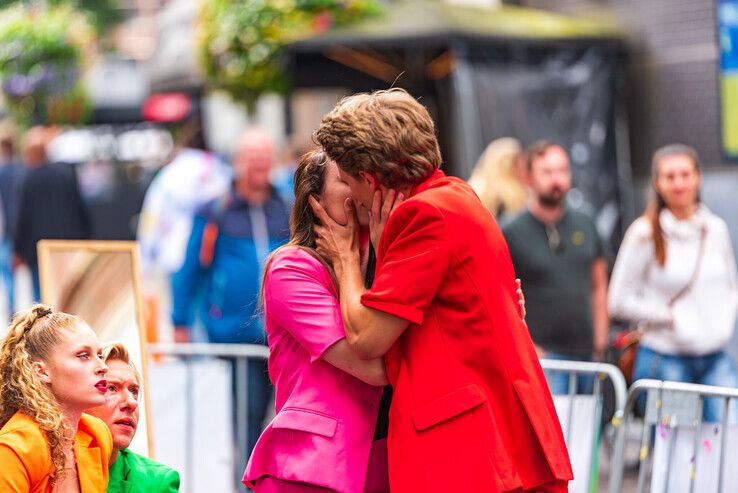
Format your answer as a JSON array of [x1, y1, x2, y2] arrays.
[[539, 359, 628, 493], [143, 347, 630, 492], [147, 343, 270, 493], [609, 379, 738, 493]]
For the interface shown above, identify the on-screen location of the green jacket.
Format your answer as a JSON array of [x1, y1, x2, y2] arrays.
[[107, 448, 180, 493]]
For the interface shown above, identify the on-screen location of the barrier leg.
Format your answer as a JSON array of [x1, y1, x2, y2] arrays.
[[717, 397, 730, 493], [235, 358, 249, 490], [185, 357, 195, 493], [688, 398, 704, 493]]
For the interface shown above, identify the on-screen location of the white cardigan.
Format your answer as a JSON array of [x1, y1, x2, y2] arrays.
[[609, 205, 738, 356]]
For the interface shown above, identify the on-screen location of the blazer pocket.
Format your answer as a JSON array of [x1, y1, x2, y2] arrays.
[[511, 380, 573, 480], [271, 408, 338, 438], [411, 384, 486, 431]]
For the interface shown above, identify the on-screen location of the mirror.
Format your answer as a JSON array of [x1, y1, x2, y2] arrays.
[[37, 240, 153, 457]]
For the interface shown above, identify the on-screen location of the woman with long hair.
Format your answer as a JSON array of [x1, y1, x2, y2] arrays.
[[0, 304, 113, 492], [609, 144, 738, 421], [467, 137, 527, 218], [243, 150, 390, 493]]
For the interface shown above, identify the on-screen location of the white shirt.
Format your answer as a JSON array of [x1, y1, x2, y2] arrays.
[[137, 148, 232, 284], [608, 205, 738, 355]]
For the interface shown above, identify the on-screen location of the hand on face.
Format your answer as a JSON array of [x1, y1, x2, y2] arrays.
[[369, 188, 404, 251], [309, 195, 360, 269], [321, 161, 370, 227]]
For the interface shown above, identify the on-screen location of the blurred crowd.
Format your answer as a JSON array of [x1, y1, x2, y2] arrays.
[[0, 119, 302, 455], [0, 115, 736, 442], [0, 123, 91, 304], [0, 83, 736, 493], [472, 137, 738, 423]]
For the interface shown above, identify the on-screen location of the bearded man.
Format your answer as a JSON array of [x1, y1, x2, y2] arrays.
[[502, 140, 609, 394]]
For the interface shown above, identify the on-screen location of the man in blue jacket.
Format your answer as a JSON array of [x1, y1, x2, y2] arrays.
[[171, 127, 290, 454]]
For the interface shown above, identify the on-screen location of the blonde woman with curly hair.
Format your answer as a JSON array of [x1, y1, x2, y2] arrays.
[[0, 304, 113, 492]]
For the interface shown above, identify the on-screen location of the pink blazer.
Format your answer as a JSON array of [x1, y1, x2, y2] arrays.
[[243, 247, 383, 493]]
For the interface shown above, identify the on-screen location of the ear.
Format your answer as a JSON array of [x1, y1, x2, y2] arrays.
[[358, 171, 378, 190], [32, 361, 51, 385]]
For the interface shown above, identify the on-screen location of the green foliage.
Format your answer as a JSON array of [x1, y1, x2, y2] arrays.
[[0, 4, 94, 126], [198, 0, 382, 112], [0, 0, 125, 33]]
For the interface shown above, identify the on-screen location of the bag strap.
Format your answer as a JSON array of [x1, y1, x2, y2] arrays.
[[198, 193, 232, 269], [668, 225, 707, 306]]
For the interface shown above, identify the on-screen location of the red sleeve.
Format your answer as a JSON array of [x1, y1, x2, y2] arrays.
[[361, 199, 451, 325]]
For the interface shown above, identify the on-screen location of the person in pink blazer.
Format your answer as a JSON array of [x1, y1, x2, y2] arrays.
[[243, 150, 390, 493]]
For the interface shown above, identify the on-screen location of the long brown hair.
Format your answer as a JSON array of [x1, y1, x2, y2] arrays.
[[0, 305, 84, 483], [260, 149, 336, 301], [288, 149, 331, 251], [645, 144, 701, 266]]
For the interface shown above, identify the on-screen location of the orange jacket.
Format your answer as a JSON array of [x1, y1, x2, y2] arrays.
[[0, 411, 113, 493]]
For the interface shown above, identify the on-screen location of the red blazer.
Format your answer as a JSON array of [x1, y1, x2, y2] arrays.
[[362, 170, 573, 492]]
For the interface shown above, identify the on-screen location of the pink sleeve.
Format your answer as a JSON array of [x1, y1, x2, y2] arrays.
[[265, 248, 346, 362]]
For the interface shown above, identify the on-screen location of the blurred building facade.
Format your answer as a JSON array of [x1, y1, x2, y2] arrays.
[[516, 0, 729, 173], [516, 0, 738, 271], [515, 0, 738, 357]]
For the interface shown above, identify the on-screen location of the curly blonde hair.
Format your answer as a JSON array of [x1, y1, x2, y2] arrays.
[[315, 88, 441, 188], [0, 304, 85, 482]]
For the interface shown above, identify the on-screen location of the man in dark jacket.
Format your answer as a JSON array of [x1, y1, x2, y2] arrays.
[[0, 123, 24, 317], [13, 126, 90, 300]]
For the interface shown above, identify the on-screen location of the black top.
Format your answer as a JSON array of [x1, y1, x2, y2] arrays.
[[365, 245, 392, 440], [13, 162, 90, 267], [0, 161, 24, 238], [502, 208, 604, 356]]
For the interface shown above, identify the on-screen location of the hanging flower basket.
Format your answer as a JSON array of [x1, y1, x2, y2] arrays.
[[197, 0, 382, 113], [0, 4, 94, 127]]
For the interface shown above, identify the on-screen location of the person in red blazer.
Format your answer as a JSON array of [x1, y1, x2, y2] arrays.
[[310, 88, 573, 493]]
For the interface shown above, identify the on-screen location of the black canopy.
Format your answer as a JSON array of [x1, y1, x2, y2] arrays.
[[287, 0, 631, 248]]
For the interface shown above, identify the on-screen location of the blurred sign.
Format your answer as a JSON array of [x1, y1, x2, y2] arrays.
[[142, 93, 192, 123], [444, 0, 500, 8], [47, 126, 174, 165], [87, 57, 149, 108], [46, 125, 175, 240], [719, 0, 738, 158]]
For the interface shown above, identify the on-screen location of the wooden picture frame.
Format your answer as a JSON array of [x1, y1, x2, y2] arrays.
[[37, 239, 154, 457]]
